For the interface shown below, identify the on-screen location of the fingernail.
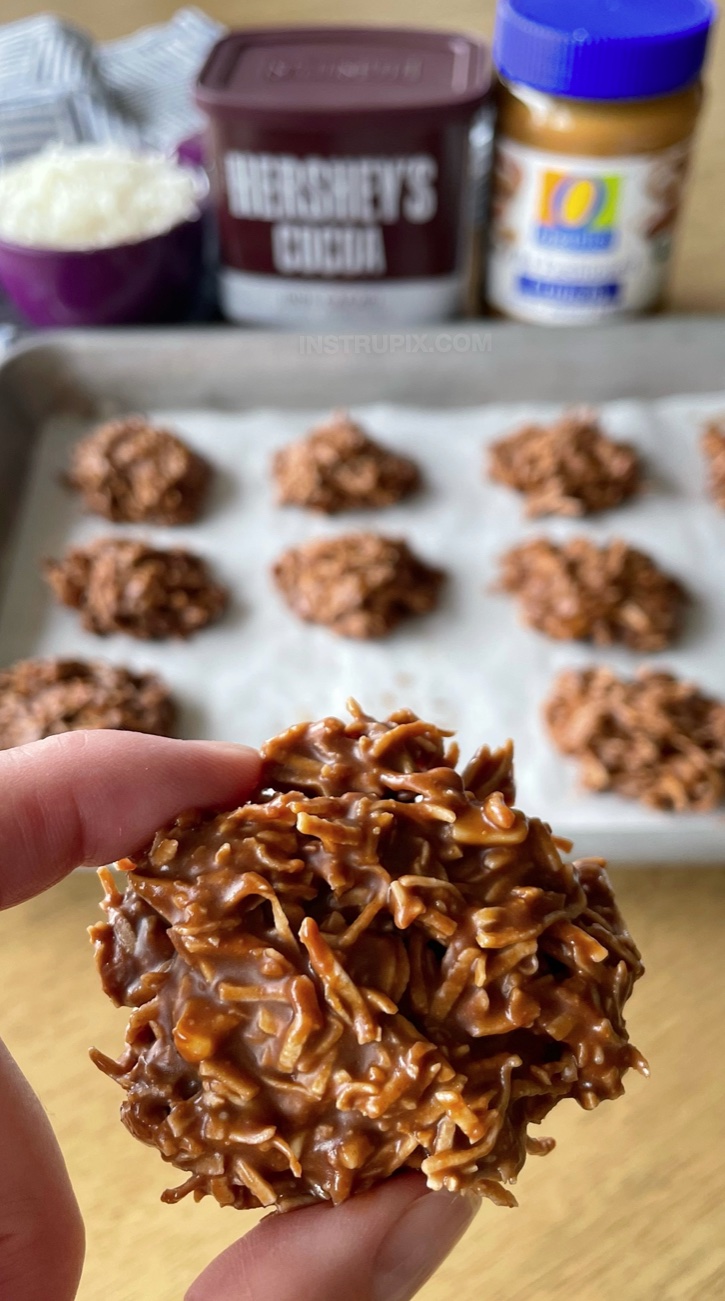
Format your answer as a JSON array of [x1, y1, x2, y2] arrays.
[[372, 1191, 479, 1301], [191, 740, 259, 759]]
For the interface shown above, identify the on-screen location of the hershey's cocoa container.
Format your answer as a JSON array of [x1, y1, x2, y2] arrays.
[[196, 27, 492, 327]]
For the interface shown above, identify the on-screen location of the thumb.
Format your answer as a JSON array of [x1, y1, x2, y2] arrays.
[[186, 1174, 478, 1301]]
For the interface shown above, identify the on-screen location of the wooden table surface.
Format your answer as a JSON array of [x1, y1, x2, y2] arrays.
[[2, 2, 725, 1299], [1, 869, 723, 1301]]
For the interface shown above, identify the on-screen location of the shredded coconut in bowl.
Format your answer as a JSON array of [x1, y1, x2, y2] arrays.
[[0, 145, 204, 250]]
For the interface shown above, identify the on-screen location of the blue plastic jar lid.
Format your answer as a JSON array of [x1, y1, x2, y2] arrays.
[[493, 0, 717, 101]]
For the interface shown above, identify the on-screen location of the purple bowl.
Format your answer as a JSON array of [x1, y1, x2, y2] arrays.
[[176, 133, 206, 170], [0, 208, 206, 328]]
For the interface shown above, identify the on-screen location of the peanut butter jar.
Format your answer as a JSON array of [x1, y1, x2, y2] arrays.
[[487, 0, 716, 325]]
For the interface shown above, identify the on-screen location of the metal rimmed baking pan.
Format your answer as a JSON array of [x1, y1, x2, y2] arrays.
[[1, 318, 724, 864]]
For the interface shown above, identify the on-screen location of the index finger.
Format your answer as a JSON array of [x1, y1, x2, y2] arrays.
[[0, 730, 261, 909]]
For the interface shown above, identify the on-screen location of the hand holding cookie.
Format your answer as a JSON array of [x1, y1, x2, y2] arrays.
[[0, 731, 477, 1301]]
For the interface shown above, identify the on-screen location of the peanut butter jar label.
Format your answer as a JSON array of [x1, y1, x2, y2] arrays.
[[487, 137, 691, 324]]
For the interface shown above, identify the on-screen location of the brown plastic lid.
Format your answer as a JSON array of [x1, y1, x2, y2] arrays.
[[196, 26, 491, 126]]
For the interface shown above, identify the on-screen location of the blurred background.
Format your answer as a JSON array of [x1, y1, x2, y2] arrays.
[[0, 4, 724, 1301], [0, 0, 723, 313]]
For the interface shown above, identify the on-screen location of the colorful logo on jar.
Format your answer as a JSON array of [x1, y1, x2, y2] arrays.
[[537, 172, 621, 251]]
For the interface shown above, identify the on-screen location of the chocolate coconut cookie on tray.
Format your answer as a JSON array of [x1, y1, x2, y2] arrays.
[[497, 537, 686, 652], [273, 412, 420, 514], [488, 411, 642, 518], [0, 657, 175, 750], [702, 421, 725, 509], [69, 416, 210, 525], [90, 702, 646, 1214], [273, 533, 444, 638], [45, 538, 228, 640], [546, 667, 725, 812]]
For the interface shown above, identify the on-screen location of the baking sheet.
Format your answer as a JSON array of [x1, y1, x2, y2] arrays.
[[1, 390, 724, 864]]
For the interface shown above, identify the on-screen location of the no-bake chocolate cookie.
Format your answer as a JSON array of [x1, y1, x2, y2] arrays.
[[273, 413, 420, 514], [702, 422, 725, 509], [45, 538, 227, 640], [498, 537, 686, 652], [488, 412, 641, 518], [91, 702, 645, 1213], [0, 657, 174, 749], [273, 533, 444, 638], [69, 416, 209, 524], [545, 667, 725, 811]]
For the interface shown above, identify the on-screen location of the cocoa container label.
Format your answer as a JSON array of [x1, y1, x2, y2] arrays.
[[223, 150, 440, 277]]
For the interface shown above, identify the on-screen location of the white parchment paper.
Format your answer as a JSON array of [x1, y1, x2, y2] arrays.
[[2, 395, 725, 863]]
